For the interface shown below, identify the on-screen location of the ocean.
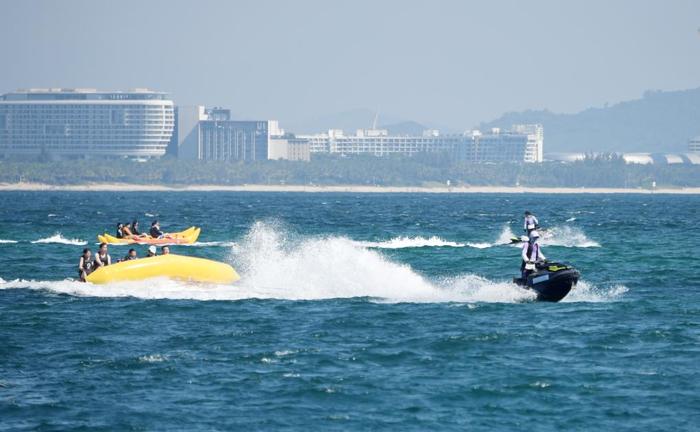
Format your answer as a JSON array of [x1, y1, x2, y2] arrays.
[[1, 191, 698, 431]]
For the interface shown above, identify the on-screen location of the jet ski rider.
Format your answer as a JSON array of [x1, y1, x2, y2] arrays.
[[523, 211, 540, 236], [521, 230, 546, 279]]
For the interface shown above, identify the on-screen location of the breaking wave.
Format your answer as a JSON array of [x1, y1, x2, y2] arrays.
[[0, 222, 621, 304], [538, 226, 600, 248], [31, 233, 87, 246], [0, 239, 18, 244]]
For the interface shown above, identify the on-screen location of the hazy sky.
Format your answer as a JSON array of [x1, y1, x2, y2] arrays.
[[2, 0, 699, 131]]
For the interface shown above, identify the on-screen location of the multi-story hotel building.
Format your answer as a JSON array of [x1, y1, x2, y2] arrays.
[[175, 106, 278, 162], [511, 124, 544, 162], [0, 88, 174, 158], [298, 126, 539, 163]]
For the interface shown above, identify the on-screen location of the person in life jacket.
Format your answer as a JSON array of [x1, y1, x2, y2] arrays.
[[78, 248, 94, 282], [94, 243, 112, 268], [131, 220, 140, 235], [150, 220, 164, 238], [523, 211, 540, 236], [520, 231, 546, 279], [122, 222, 134, 238], [116, 223, 125, 239], [123, 248, 138, 261]]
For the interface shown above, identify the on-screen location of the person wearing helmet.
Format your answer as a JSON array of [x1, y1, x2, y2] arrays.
[[523, 211, 540, 236], [146, 245, 157, 257], [520, 232, 546, 278]]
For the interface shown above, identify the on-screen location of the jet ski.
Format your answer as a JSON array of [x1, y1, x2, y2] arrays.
[[513, 261, 580, 302]]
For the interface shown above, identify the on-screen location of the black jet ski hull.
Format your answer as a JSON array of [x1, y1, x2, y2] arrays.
[[514, 266, 580, 302]]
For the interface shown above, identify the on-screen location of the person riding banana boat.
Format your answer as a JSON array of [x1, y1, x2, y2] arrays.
[[148, 220, 174, 240], [116, 220, 148, 240], [115, 220, 174, 241]]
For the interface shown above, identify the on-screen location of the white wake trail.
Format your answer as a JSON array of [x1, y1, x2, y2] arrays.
[[31, 233, 87, 246]]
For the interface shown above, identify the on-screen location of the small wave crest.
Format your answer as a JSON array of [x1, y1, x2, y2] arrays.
[[31, 233, 87, 246], [0, 239, 18, 244]]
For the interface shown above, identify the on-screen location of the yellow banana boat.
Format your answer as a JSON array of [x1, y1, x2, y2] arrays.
[[86, 254, 240, 285], [97, 227, 200, 245]]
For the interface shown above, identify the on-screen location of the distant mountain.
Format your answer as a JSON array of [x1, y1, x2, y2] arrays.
[[291, 108, 404, 134], [479, 88, 700, 153], [291, 109, 444, 135], [381, 121, 428, 136]]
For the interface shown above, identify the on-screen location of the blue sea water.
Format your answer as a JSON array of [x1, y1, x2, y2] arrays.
[[0, 191, 699, 431]]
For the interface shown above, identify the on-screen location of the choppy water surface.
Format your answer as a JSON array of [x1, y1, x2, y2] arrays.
[[1, 192, 698, 430]]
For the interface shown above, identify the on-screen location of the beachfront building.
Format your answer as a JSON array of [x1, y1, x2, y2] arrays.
[[0, 88, 174, 159], [268, 136, 311, 161], [462, 129, 531, 163], [175, 106, 281, 162], [301, 128, 459, 156], [511, 124, 544, 162], [297, 127, 532, 163]]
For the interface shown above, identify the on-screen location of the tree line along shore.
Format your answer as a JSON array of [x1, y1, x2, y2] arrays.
[[1, 154, 699, 189]]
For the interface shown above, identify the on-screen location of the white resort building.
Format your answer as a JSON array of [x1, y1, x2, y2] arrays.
[[0, 88, 174, 159]]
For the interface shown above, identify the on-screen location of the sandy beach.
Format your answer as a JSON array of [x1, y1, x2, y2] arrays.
[[1, 182, 699, 194]]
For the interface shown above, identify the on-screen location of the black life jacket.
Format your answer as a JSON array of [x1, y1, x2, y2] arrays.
[[96, 252, 110, 266], [150, 226, 162, 238], [81, 256, 94, 272], [116, 228, 123, 239]]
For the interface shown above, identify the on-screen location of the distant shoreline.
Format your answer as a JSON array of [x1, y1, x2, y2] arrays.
[[1, 182, 699, 194]]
